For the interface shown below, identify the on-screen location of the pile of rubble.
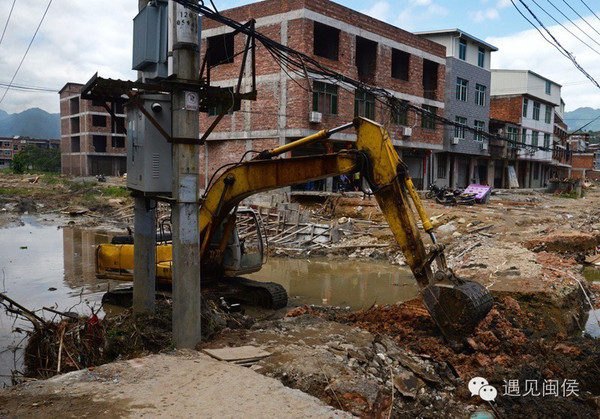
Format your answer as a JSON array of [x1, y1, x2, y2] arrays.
[[205, 291, 600, 417]]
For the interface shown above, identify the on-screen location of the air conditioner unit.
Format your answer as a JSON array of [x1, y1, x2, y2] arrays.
[[452, 137, 460, 145], [481, 142, 488, 151], [402, 127, 412, 137], [309, 111, 322, 123]]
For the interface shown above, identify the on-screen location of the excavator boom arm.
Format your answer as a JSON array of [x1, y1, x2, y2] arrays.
[[199, 120, 429, 288], [200, 118, 493, 339]]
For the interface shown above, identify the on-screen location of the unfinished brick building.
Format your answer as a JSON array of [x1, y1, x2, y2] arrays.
[[199, 0, 446, 190], [59, 83, 127, 176]]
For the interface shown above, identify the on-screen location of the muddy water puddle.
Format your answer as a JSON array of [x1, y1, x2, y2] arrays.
[[583, 266, 600, 282], [582, 266, 600, 337], [248, 257, 419, 309], [0, 218, 121, 386], [0, 218, 418, 386]]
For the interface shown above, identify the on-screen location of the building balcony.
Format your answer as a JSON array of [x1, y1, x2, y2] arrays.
[[517, 148, 553, 162]]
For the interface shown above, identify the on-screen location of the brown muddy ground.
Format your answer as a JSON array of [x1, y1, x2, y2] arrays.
[[1, 175, 600, 417], [201, 289, 599, 418], [0, 173, 133, 228]]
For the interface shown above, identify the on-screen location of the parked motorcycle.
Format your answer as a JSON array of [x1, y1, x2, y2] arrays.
[[427, 184, 475, 206]]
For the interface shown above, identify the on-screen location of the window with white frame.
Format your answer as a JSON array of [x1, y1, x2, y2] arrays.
[[475, 84, 486, 106], [545, 80, 551, 94], [533, 102, 540, 120], [544, 133, 551, 149], [544, 105, 552, 124], [507, 126, 519, 147], [456, 78, 468, 101], [390, 98, 408, 125], [474, 120, 485, 142], [522, 98, 528, 117], [478, 47, 485, 68], [455, 116, 467, 139], [313, 81, 338, 114], [459, 39, 467, 60], [522, 128, 527, 144], [421, 105, 437, 129], [531, 131, 539, 147], [354, 90, 375, 119]]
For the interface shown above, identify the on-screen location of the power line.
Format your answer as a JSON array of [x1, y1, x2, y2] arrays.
[[513, 0, 600, 89], [0, 0, 17, 48], [561, 0, 600, 38], [511, 0, 569, 59], [0, 81, 57, 93], [539, 0, 600, 53], [0, 0, 52, 105], [578, 0, 600, 24], [569, 112, 600, 134]]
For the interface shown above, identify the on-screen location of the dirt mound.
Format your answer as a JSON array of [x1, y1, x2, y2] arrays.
[[525, 231, 600, 254], [342, 297, 600, 417]]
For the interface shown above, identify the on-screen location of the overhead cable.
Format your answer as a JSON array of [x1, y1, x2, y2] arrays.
[[538, 0, 600, 53], [513, 0, 600, 89], [560, 0, 600, 38], [0, 0, 53, 105], [578, 0, 600, 24], [0, 0, 17, 48]]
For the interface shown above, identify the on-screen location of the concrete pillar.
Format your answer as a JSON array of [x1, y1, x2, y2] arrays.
[[170, 0, 202, 349], [469, 157, 475, 185], [487, 160, 494, 187], [133, 197, 156, 314]]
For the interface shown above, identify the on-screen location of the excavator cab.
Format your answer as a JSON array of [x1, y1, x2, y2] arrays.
[[212, 208, 267, 276]]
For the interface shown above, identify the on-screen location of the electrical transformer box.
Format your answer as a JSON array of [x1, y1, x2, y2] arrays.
[[126, 94, 172, 194], [132, 1, 168, 80]]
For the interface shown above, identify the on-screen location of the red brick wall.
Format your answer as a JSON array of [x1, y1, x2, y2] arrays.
[[199, 0, 446, 180], [571, 154, 594, 170], [572, 169, 584, 180], [587, 170, 600, 180], [490, 96, 522, 125], [201, 0, 445, 58], [199, 138, 278, 188]]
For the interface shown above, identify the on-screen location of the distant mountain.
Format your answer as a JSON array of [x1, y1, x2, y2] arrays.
[[0, 108, 60, 139], [564, 107, 600, 132]]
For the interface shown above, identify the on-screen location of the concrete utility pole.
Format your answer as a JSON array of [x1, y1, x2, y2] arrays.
[[168, 0, 202, 348], [133, 0, 156, 315]]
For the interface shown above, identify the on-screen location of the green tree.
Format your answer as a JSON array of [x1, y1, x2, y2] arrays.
[[11, 145, 61, 174]]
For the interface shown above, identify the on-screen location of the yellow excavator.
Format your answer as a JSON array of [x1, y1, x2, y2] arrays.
[[96, 118, 493, 340]]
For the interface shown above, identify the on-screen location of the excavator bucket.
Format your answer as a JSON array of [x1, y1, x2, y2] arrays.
[[422, 280, 493, 341]]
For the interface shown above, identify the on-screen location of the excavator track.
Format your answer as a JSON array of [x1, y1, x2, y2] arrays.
[[207, 277, 288, 310]]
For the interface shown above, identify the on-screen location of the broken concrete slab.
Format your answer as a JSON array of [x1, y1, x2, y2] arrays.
[[202, 345, 271, 362]]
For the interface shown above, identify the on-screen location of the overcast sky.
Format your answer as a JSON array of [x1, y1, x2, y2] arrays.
[[0, 0, 599, 115]]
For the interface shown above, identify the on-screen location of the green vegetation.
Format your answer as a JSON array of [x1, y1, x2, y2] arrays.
[[0, 187, 53, 196], [67, 181, 98, 193], [12, 145, 60, 174], [0, 187, 32, 196], [558, 190, 581, 199], [102, 186, 130, 198]]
